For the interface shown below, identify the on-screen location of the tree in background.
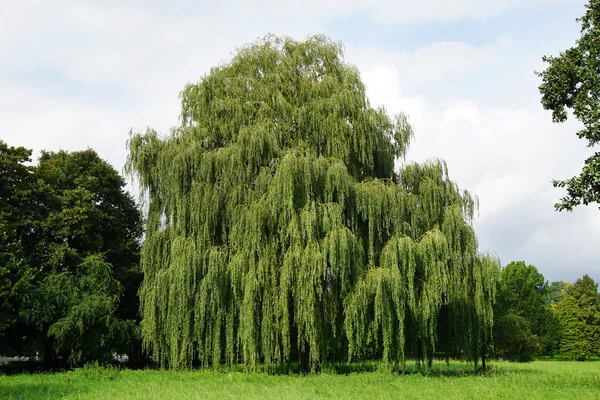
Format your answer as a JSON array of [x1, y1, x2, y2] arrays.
[[0, 144, 143, 367], [33, 149, 143, 327], [127, 34, 500, 372], [492, 311, 539, 362], [559, 275, 600, 360], [492, 261, 556, 361], [0, 142, 38, 345], [537, 0, 600, 211]]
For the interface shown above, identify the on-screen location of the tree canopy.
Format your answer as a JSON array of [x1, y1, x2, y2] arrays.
[[537, 0, 600, 211], [126, 34, 500, 372]]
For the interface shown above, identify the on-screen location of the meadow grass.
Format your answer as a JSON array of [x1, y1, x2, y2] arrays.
[[1, 359, 599, 399]]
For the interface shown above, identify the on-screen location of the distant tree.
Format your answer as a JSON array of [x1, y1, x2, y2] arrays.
[[559, 275, 600, 360], [537, 0, 600, 211], [493, 261, 554, 360], [493, 311, 540, 362], [2, 145, 144, 367]]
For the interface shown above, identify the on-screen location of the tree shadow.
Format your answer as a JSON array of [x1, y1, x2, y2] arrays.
[[0, 382, 87, 400], [0, 361, 65, 376], [215, 360, 539, 377]]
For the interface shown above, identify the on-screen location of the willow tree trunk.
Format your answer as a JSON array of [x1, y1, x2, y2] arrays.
[[481, 337, 487, 372], [298, 346, 310, 374]]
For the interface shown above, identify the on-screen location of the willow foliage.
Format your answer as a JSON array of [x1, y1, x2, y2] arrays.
[[126, 34, 500, 371]]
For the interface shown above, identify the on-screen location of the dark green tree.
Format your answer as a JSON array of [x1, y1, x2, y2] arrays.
[[2, 146, 144, 367], [22, 255, 139, 366], [0, 141, 37, 345], [559, 275, 600, 360], [492, 261, 555, 360], [537, 0, 600, 211], [33, 149, 143, 325], [493, 311, 540, 362], [126, 34, 501, 372]]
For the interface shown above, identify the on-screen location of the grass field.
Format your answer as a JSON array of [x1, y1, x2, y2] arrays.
[[1, 360, 599, 399]]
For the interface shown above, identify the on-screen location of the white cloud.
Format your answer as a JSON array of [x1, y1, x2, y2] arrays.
[[347, 35, 513, 97], [0, 0, 45, 48], [0, 85, 133, 169], [408, 36, 513, 82], [256, 0, 576, 23]]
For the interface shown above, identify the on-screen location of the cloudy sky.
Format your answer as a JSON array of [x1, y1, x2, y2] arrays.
[[1, 0, 598, 283]]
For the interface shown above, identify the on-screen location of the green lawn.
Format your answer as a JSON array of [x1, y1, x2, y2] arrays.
[[1, 360, 599, 399]]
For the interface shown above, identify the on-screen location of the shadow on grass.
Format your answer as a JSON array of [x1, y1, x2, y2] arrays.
[[536, 355, 600, 362], [0, 361, 63, 376], [0, 381, 87, 400], [211, 360, 539, 377]]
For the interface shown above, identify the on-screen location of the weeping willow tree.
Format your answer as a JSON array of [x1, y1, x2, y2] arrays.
[[126, 34, 500, 372]]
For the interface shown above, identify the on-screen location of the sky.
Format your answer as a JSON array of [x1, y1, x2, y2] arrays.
[[1, 0, 598, 283]]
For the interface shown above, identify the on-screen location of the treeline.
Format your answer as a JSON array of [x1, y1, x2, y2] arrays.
[[2, 140, 598, 369], [492, 261, 600, 362], [1, 138, 499, 372], [1, 147, 599, 370], [1, 30, 599, 371]]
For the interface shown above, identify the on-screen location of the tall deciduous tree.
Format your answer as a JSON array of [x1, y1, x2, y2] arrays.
[[537, 0, 600, 211], [1, 146, 144, 367], [492, 261, 554, 361], [127, 34, 500, 372]]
